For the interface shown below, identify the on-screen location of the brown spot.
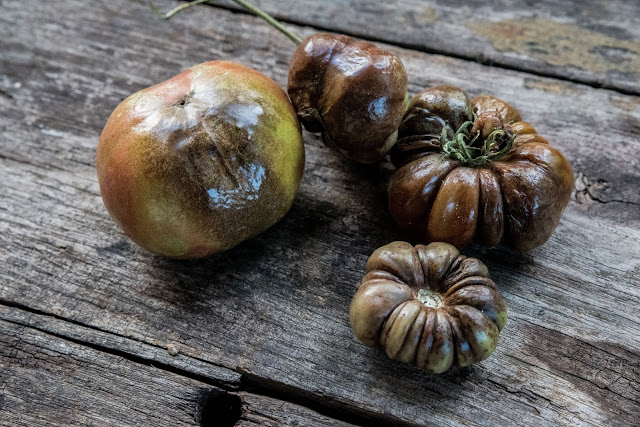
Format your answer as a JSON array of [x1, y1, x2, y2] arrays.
[[419, 7, 438, 25], [175, 91, 194, 107], [609, 96, 640, 112], [523, 78, 584, 96], [468, 19, 640, 75]]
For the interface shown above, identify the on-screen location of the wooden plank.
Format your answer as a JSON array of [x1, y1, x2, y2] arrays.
[[0, 303, 242, 390], [236, 392, 353, 426], [0, 317, 224, 426], [212, 0, 640, 95], [1, 0, 640, 425], [0, 312, 355, 426]]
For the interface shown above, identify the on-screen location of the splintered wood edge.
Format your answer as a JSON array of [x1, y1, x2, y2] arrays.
[[0, 313, 355, 426]]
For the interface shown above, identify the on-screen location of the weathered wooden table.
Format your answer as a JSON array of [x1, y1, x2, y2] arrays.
[[2, 0, 639, 425]]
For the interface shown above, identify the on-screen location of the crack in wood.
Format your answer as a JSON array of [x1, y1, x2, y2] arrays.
[[574, 171, 640, 206], [238, 369, 418, 427], [0, 301, 401, 425], [0, 308, 235, 388], [0, 315, 351, 426], [201, 1, 640, 97], [0, 299, 240, 387]]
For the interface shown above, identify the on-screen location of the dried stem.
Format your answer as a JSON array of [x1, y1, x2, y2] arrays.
[[149, 0, 210, 20], [149, 0, 302, 45]]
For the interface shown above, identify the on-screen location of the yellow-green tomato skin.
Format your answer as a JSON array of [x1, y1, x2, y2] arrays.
[[96, 61, 304, 258]]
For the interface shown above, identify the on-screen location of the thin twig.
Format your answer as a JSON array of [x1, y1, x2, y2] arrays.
[[148, 0, 302, 45], [149, 0, 210, 20], [231, 0, 301, 44]]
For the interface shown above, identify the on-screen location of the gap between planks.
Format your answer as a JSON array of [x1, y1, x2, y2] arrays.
[[197, 1, 640, 97], [0, 301, 412, 426]]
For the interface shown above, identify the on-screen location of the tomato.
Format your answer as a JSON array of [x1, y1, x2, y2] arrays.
[[388, 86, 573, 251]]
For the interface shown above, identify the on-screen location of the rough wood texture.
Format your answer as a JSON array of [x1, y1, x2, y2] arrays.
[[0, 316, 226, 426], [0, 303, 242, 390], [1, 0, 640, 425], [0, 307, 349, 426], [216, 0, 640, 95], [236, 393, 353, 426]]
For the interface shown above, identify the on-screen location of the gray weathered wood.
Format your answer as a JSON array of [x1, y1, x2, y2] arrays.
[[0, 311, 351, 426], [0, 317, 223, 426], [213, 0, 640, 95], [236, 392, 353, 426], [0, 303, 242, 390], [1, 0, 640, 425]]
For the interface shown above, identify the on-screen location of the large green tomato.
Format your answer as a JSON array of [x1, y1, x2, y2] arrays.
[[97, 61, 304, 258]]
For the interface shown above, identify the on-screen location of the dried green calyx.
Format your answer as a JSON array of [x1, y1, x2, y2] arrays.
[[440, 113, 515, 167]]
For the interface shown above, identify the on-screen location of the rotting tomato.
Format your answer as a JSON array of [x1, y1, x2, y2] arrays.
[[349, 241, 507, 373], [288, 33, 408, 164], [388, 86, 573, 251], [96, 61, 304, 259]]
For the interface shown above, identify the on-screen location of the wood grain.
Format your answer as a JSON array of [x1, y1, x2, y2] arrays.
[[214, 0, 640, 95], [1, 0, 639, 425], [0, 307, 350, 426], [0, 303, 242, 390], [0, 316, 230, 426], [236, 392, 353, 426]]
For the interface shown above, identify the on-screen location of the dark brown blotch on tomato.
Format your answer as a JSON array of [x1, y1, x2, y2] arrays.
[[388, 154, 459, 235], [399, 85, 473, 139], [471, 95, 522, 123], [288, 33, 408, 163], [423, 309, 454, 372], [427, 167, 480, 248], [477, 169, 505, 246], [491, 142, 574, 251], [414, 308, 441, 369], [445, 285, 507, 330], [415, 241, 460, 288], [447, 305, 500, 365], [366, 240, 425, 287], [139, 118, 289, 252], [441, 256, 490, 291], [445, 307, 475, 367]]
